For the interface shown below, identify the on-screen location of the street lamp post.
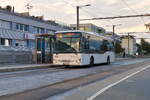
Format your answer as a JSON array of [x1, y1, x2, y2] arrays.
[[76, 6, 80, 30], [106, 24, 121, 41], [106, 24, 121, 54], [76, 4, 91, 30]]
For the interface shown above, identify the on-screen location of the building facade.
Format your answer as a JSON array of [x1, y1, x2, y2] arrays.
[[121, 35, 137, 55], [145, 23, 150, 31], [0, 6, 71, 64], [105, 31, 121, 42], [0, 8, 70, 49], [70, 23, 105, 34]]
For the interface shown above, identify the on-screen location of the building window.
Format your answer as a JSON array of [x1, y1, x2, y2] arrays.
[[72, 27, 76, 30], [16, 23, 29, 32], [24, 25, 29, 31], [0, 38, 5, 45], [34, 27, 45, 34], [20, 24, 23, 30], [0, 20, 11, 29], [27, 40, 35, 48], [47, 29, 54, 35], [40, 28, 45, 33], [15, 43, 19, 46], [0, 39, 12, 46], [15, 40, 26, 47], [34, 27, 39, 33], [8, 39, 12, 46], [16, 24, 19, 30]]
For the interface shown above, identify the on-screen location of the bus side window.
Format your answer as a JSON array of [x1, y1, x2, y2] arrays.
[[99, 40, 103, 51], [109, 42, 114, 51], [101, 40, 108, 52], [82, 37, 89, 51]]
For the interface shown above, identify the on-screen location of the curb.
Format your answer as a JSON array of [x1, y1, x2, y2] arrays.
[[0, 58, 143, 73], [0, 64, 54, 73]]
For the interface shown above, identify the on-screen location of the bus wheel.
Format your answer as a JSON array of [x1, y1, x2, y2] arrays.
[[90, 56, 94, 67], [107, 56, 110, 64]]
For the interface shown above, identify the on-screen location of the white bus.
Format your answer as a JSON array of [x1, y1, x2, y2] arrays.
[[53, 30, 115, 66]]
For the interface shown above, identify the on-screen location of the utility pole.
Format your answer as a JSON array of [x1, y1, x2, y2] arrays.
[[106, 24, 121, 54], [128, 33, 130, 55], [76, 4, 91, 30], [76, 6, 79, 30], [112, 25, 115, 40], [106, 24, 121, 40]]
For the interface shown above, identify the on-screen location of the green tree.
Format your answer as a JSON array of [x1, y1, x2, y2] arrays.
[[136, 43, 142, 55], [141, 38, 150, 54], [115, 41, 124, 53]]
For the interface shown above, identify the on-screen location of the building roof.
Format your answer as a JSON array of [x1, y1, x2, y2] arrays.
[[0, 9, 71, 30], [145, 23, 150, 26], [70, 23, 105, 30]]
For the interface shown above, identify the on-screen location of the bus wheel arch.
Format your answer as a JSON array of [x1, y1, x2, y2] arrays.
[[90, 56, 94, 66]]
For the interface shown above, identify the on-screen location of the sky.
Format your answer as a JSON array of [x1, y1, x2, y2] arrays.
[[0, 0, 150, 34]]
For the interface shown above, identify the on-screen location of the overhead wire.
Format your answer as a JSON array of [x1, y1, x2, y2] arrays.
[[86, 5, 120, 32], [121, 0, 146, 25], [61, 0, 100, 24], [61, 0, 75, 8], [61, 0, 124, 28], [80, 5, 114, 26]]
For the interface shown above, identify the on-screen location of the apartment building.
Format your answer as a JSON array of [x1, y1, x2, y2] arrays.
[[0, 6, 70, 49], [70, 23, 106, 34], [121, 35, 137, 55]]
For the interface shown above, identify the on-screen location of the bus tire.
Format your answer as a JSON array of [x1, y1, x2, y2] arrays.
[[107, 56, 110, 64], [90, 56, 94, 67]]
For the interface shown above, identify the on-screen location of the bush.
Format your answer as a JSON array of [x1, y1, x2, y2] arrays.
[[141, 38, 150, 54], [115, 41, 124, 54]]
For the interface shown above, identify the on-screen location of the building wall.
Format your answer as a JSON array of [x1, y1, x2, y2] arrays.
[[121, 37, 137, 55], [0, 10, 70, 64], [0, 10, 70, 49], [0, 11, 67, 31], [70, 23, 105, 34]]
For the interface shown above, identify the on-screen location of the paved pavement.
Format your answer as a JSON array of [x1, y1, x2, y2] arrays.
[[56, 60, 150, 100], [0, 64, 52, 73]]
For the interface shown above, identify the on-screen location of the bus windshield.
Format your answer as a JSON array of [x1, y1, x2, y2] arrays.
[[54, 32, 81, 53]]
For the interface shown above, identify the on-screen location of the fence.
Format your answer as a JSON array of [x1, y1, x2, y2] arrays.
[[0, 46, 33, 64]]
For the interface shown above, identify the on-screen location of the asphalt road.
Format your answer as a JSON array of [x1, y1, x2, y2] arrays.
[[0, 58, 147, 79], [44, 58, 150, 100], [0, 58, 149, 100], [93, 64, 150, 100]]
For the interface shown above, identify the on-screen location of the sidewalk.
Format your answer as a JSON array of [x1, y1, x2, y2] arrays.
[[115, 57, 130, 61], [0, 57, 131, 73], [0, 64, 53, 73]]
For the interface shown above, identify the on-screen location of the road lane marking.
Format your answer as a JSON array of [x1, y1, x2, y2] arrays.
[[87, 65, 150, 100]]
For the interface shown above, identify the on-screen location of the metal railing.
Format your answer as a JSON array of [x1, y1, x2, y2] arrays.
[[0, 45, 33, 52]]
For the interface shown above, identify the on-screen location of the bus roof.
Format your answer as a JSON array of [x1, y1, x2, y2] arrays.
[[55, 30, 113, 41]]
